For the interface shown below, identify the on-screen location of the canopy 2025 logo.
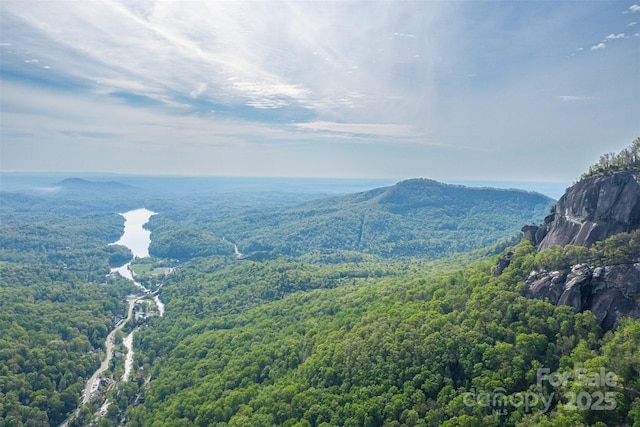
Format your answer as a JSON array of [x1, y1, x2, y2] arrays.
[[463, 368, 618, 416]]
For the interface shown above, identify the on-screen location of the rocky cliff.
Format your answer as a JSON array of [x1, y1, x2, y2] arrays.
[[519, 171, 640, 331], [530, 171, 640, 250], [525, 263, 640, 330]]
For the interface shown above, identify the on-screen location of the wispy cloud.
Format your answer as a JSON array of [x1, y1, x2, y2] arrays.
[[0, 1, 454, 125], [557, 95, 591, 102], [626, 4, 640, 13], [2, 2, 315, 114], [232, 81, 309, 109], [393, 32, 416, 38], [59, 130, 119, 139], [1, 0, 638, 180], [293, 121, 421, 139]]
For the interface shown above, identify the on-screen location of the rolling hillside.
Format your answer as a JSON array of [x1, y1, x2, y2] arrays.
[[220, 179, 555, 258]]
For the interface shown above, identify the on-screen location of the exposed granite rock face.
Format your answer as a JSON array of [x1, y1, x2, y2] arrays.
[[534, 172, 640, 250], [526, 270, 569, 305], [525, 264, 640, 330], [494, 250, 514, 276], [518, 171, 640, 331], [520, 225, 539, 245]]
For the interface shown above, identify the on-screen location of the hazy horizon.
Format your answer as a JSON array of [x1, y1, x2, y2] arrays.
[[0, 171, 570, 199], [2, 1, 638, 181]]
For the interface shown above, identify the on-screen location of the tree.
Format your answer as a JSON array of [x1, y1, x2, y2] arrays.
[[581, 138, 640, 179]]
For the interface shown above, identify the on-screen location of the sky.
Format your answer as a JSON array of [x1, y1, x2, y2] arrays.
[[1, 1, 639, 182]]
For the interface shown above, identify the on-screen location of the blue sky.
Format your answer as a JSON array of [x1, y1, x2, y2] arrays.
[[1, 1, 639, 181]]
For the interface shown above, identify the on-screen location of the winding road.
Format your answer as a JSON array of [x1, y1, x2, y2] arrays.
[[81, 294, 140, 404]]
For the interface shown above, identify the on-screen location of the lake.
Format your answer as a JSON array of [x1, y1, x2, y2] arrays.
[[111, 208, 156, 258]]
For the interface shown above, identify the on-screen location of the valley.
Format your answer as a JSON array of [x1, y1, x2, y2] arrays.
[[58, 208, 164, 426], [1, 141, 639, 426], [3, 1, 638, 425]]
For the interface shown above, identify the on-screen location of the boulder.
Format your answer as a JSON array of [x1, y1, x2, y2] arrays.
[[494, 250, 514, 276], [525, 263, 640, 330], [526, 270, 568, 303], [521, 225, 539, 245]]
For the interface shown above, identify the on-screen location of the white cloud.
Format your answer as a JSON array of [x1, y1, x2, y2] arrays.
[[0, 0, 453, 125], [628, 5, 640, 13], [189, 83, 208, 99], [1, 1, 320, 113], [629, 21, 638, 26], [557, 95, 591, 102], [605, 33, 626, 40], [2, 1, 639, 180], [232, 81, 309, 107], [393, 32, 416, 38], [293, 121, 421, 138], [246, 99, 290, 109]]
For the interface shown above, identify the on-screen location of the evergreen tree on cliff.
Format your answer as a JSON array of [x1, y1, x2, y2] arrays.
[[581, 137, 640, 179]]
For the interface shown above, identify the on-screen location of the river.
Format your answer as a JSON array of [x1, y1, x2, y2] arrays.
[[60, 208, 160, 427], [111, 262, 165, 317], [80, 294, 141, 404], [109, 208, 161, 386]]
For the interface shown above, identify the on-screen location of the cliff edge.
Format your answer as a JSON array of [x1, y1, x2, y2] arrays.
[[530, 171, 640, 250], [525, 263, 640, 330], [517, 168, 640, 331]]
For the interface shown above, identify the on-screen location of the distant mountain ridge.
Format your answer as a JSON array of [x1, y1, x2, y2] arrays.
[[225, 178, 555, 258], [54, 177, 140, 193]]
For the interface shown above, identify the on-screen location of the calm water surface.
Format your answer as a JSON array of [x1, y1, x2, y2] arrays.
[[111, 208, 156, 258]]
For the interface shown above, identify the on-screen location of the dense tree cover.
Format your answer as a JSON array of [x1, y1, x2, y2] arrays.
[[0, 188, 144, 216], [110, 177, 555, 264], [4, 175, 553, 262], [0, 211, 124, 251], [0, 210, 132, 281], [516, 229, 640, 272], [193, 179, 554, 259], [0, 204, 138, 426], [581, 138, 640, 179], [148, 219, 235, 260], [1, 173, 637, 426], [124, 241, 639, 426], [0, 263, 137, 426]]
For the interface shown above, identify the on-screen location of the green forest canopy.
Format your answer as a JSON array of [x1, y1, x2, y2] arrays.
[[1, 144, 639, 426], [581, 138, 640, 179]]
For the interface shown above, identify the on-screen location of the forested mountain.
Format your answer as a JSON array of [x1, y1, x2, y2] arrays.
[[1, 175, 553, 261], [53, 178, 142, 196], [1, 142, 639, 426], [123, 143, 639, 427], [148, 178, 554, 260], [0, 209, 138, 426], [125, 245, 640, 427]]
